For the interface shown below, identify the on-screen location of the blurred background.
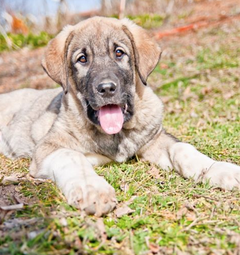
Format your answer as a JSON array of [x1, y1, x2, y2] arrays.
[[0, 0, 196, 34], [0, 0, 239, 93], [1, 0, 239, 48]]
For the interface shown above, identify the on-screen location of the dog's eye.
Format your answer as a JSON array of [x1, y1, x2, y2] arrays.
[[115, 48, 125, 59], [77, 55, 87, 64]]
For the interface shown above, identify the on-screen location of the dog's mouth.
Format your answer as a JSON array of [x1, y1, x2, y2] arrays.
[[98, 104, 125, 134], [86, 101, 130, 135]]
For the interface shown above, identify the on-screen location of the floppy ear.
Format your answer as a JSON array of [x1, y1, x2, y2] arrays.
[[121, 19, 162, 85], [42, 25, 74, 92]]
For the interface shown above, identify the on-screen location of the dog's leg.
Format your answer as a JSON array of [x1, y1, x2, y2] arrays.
[[139, 130, 240, 190], [30, 148, 117, 216]]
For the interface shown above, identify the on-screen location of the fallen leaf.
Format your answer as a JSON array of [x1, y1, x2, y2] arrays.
[[183, 86, 191, 98], [176, 207, 188, 220], [148, 166, 161, 179], [115, 205, 135, 218], [120, 182, 129, 193], [177, 203, 197, 221], [3, 218, 40, 229], [223, 91, 235, 99], [161, 96, 172, 103], [0, 203, 23, 211], [148, 242, 160, 253], [145, 236, 161, 254], [201, 86, 212, 95], [126, 196, 138, 205], [74, 237, 82, 250], [186, 211, 197, 221], [160, 210, 176, 220], [0, 174, 19, 185], [59, 217, 68, 227], [160, 63, 169, 69], [190, 110, 198, 118], [96, 218, 107, 241], [184, 202, 196, 211]]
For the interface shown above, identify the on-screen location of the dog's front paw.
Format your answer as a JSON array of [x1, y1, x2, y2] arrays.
[[203, 162, 240, 190], [66, 176, 117, 216]]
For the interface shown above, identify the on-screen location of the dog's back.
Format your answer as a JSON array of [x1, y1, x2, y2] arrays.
[[0, 88, 62, 158], [0, 89, 39, 128]]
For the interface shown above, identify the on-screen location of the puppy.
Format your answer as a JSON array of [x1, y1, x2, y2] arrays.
[[0, 17, 239, 216]]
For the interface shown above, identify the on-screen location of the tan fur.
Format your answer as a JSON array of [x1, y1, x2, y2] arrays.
[[42, 17, 161, 89], [121, 18, 162, 84]]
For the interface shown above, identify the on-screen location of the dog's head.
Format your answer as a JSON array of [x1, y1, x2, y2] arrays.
[[42, 17, 161, 134]]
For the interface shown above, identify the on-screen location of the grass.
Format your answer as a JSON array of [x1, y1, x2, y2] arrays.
[[111, 14, 165, 29], [0, 13, 164, 52], [1, 19, 240, 255], [0, 32, 53, 52], [127, 14, 165, 28]]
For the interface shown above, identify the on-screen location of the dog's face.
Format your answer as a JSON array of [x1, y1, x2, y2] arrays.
[[69, 23, 135, 134], [42, 17, 161, 134]]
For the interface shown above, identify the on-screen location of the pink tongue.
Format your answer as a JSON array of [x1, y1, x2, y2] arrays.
[[99, 105, 124, 134]]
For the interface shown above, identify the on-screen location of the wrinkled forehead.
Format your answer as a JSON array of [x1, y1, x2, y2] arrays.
[[69, 20, 132, 53]]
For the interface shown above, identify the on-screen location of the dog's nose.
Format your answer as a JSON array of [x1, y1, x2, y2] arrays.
[[97, 82, 117, 97]]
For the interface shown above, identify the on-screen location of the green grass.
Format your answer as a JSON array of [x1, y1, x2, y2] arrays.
[[0, 32, 53, 52], [1, 17, 240, 255], [111, 14, 165, 28], [127, 14, 165, 28], [1, 160, 240, 254]]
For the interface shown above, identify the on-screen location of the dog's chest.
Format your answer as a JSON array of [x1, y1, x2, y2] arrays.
[[95, 133, 138, 162], [86, 128, 152, 162]]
